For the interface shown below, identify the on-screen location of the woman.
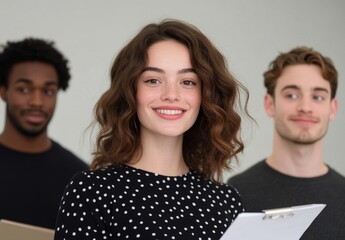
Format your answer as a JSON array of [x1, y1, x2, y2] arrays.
[[55, 19, 250, 239]]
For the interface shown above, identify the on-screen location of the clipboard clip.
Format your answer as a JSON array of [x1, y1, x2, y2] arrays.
[[262, 207, 294, 220]]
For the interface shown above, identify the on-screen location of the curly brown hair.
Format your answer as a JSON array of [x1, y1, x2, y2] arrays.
[[90, 19, 251, 182], [263, 46, 338, 99]]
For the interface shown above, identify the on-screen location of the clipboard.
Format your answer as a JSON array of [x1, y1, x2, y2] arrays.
[[0, 219, 54, 240], [220, 204, 325, 240]]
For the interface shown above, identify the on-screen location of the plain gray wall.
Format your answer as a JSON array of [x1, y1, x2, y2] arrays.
[[1, 0, 344, 180]]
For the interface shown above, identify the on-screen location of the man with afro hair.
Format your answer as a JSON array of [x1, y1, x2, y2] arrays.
[[0, 38, 88, 229]]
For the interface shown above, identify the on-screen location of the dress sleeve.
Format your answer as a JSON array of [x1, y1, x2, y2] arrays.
[[54, 171, 110, 240]]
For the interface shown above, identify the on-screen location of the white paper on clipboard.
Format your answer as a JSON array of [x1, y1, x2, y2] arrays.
[[220, 203, 326, 240]]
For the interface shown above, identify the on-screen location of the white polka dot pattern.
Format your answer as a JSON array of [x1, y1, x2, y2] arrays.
[[54, 165, 243, 239]]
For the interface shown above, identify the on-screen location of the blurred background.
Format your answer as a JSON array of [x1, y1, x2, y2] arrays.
[[1, 0, 344, 180]]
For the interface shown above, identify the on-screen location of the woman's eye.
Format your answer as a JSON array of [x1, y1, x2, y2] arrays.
[[144, 79, 159, 84], [182, 80, 196, 86]]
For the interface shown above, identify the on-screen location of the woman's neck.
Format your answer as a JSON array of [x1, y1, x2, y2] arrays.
[[129, 133, 189, 176]]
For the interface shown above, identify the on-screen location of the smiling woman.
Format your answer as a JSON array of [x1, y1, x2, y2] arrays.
[[54, 19, 252, 240], [136, 40, 202, 140]]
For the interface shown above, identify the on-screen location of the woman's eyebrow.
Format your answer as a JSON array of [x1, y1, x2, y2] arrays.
[[142, 67, 195, 74]]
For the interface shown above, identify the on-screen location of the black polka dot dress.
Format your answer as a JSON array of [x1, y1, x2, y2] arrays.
[[54, 165, 243, 240]]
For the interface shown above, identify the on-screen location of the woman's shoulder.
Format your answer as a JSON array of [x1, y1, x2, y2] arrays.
[[190, 172, 241, 197], [65, 165, 126, 189], [189, 173, 243, 214]]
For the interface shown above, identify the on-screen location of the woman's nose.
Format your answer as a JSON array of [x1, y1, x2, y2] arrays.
[[161, 83, 180, 102]]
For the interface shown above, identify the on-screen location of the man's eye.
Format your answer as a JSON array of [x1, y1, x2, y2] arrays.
[[286, 93, 298, 99], [313, 95, 324, 101], [45, 89, 57, 96], [18, 87, 30, 94]]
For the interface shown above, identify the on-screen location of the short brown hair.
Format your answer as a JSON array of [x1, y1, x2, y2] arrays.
[[263, 46, 338, 98]]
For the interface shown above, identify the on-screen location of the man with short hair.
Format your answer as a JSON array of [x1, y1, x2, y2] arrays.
[[227, 47, 345, 239], [0, 38, 89, 229]]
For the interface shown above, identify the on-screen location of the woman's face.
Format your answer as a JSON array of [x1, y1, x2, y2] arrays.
[[136, 40, 201, 138]]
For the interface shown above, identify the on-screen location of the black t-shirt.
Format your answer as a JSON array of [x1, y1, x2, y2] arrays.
[[0, 141, 89, 229], [227, 160, 345, 240], [55, 165, 243, 240]]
